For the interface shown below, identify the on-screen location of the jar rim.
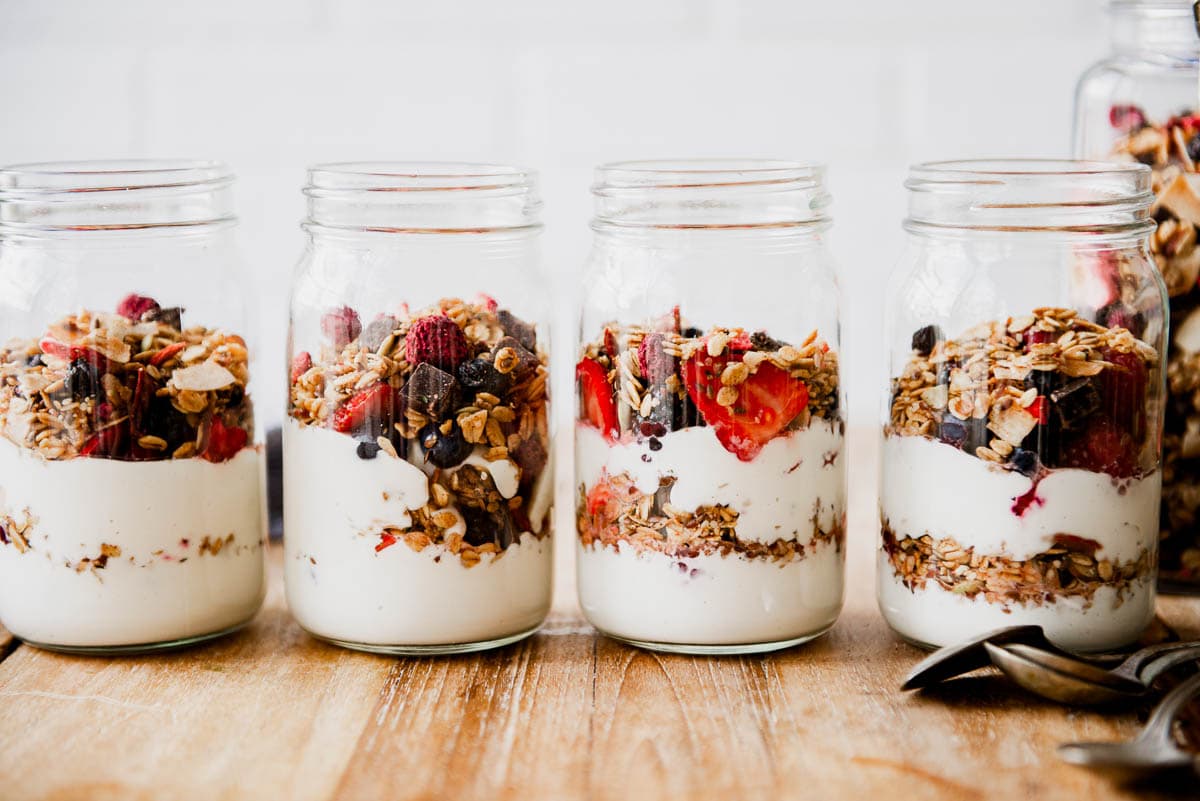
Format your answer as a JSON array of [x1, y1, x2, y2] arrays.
[[594, 158, 823, 192], [306, 162, 537, 195], [0, 159, 233, 196]]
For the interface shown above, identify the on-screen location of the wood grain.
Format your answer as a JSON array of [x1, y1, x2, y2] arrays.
[[0, 427, 1197, 801]]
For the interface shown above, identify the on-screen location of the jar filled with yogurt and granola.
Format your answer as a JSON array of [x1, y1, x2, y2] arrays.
[[576, 159, 846, 654], [0, 161, 266, 653], [284, 163, 553, 654], [880, 160, 1165, 652], [1074, 0, 1200, 590]]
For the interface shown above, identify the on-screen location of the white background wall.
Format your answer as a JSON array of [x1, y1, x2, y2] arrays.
[[0, 0, 1110, 425]]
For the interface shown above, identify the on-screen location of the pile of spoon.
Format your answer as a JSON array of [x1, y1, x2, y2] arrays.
[[903, 625, 1200, 780]]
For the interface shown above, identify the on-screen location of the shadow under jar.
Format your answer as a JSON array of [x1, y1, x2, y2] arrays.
[[1073, 0, 1200, 592], [0, 160, 267, 654], [284, 163, 553, 655], [879, 160, 1166, 653], [575, 159, 847, 655]]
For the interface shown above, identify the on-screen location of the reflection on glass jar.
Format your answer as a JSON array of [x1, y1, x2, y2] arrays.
[[1074, 0, 1200, 590], [575, 160, 846, 654], [283, 163, 553, 655], [879, 160, 1165, 652], [0, 160, 266, 653]]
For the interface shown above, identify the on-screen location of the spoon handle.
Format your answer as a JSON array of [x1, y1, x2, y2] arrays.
[[1139, 645, 1200, 685], [1139, 670, 1200, 745]]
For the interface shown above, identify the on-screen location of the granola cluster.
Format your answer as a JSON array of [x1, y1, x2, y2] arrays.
[[0, 294, 253, 462], [578, 471, 844, 564], [289, 297, 551, 565], [889, 307, 1158, 478], [881, 522, 1153, 608], [1111, 105, 1200, 582]]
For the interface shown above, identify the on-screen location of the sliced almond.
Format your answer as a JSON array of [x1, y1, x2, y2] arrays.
[[170, 361, 236, 392], [987, 404, 1037, 446]]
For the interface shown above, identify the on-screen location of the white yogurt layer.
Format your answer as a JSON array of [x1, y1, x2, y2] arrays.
[[578, 540, 844, 646], [576, 418, 845, 542], [283, 421, 552, 647], [876, 552, 1155, 651], [880, 434, 1160, 562], [0, 439, 266, 649]]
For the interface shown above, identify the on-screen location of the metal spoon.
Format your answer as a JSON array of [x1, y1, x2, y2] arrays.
[[1058, 670, 1200, 781], [901, 625, 1057, 690], [984, 642, 1200, 705]]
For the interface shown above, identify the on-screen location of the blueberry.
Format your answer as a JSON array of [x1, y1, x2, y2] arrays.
[[680, 326, 703, 339], [910, 324, 943, 356], [25, 353, 43, 367], [1010, 448, 1040, 477], [938, 412, 988, 453], [64, 358, 100, 401], [1188, 133, 1200, 163], [356, 439, 381, 460], [455, 358, 511, 397], [418, 422, 472, 469]]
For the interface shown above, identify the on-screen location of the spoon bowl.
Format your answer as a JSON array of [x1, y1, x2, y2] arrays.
[[984, 642, 1147, 705]]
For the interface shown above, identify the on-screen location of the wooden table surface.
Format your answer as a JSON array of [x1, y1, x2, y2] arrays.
[[1, 431, 1198, 801]]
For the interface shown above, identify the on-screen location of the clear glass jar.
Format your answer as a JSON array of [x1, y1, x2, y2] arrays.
[[879, 160, 1165, 652], [575, 159, 846, 654], [0, 160, 266, 653], [284, 163, 553, 654], [1073, 0, 1200, 590]]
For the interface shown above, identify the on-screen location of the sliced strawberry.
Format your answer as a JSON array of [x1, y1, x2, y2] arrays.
[[576, 357, 619, 441], [203, 417, 249, 463], [290, 351, 313, 383], [38, 337, 113, 373], [681, 340, 809, 461], [331, 382, 395, 434], [1027, 396, 1049, 424]]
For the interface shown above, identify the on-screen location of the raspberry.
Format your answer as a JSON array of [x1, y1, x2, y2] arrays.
[[1109, 104, 1146, 133], [637, 332, 677, 386], [321, 306, 362, 348], [202, 417, 248, 463], [290, 351, 312, 383], [1060, 418, 1137, 478], [116, 293, 161, 321], [405, 314, 470, 371]]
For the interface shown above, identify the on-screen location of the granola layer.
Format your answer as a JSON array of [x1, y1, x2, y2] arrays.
[[289, 296, 550, 561], [1111, 106, 1200, 581], [578, 470, 844, 565], [0, 294, 253, 463], [881, 521, 1152, 608]]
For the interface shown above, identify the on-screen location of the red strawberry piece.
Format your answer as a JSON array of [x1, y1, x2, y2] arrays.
[[150, 341, 186, 367], [681, 339, 809, 462], [602, 327, 619, 361], [405, 314, 470, 371], [290, 351, 312, 383], [38, 337, 113, 374], [375, 532, 398, 553], [81, 422, 127, 459], [636, 332, 677, 386], [331, 382, 396, 434], [320, 306, 362, 348], [1024, 329, 1055, 348], [586, 476, 617, 517], [1059, 418, 1137, 478], [1109, 104, 1146, 132], [202, 417, 249, 463], [1027, 396, 1049, 424], [576, 357, 619, 442], [116, 293, 161, 321], [1099, 348, 1148, 438]]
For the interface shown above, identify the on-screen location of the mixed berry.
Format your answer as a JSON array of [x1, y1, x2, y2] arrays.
[[0, 294, 253, 462], [289, 297, 550, 559], [890, 308, 1158, 481], [576, 307, 839, 462]]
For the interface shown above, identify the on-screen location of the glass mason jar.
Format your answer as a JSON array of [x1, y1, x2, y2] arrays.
[[284, 163, 553, 655], [1074, 0, 1200, 590], [879, 160, 1165, 652], [575, 159, 846, 654], [0, 160, 267, 654]]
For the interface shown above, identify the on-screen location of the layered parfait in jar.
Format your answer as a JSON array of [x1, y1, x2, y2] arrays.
[[880, 307, 1160, 651], [1110, 106, 1200, 587], [0, 293, 265, 651], [284, 296, 552, 653], [576, 308, 845, 653]]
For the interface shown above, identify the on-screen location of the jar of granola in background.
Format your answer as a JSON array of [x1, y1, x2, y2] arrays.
[[880, 160, 1165, 652], [1074, 0, 1200, 590], [285, 163, 552, 654], [576, 159, 846, 654], [0, 160, 266, 653]]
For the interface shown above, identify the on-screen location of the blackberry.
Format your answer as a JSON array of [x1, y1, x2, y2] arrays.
[[1189, 134, 1200, 164], [64, 358, 100, 401], [910, 324, 943, 356], [418, 422, 472, 469], [456, 357, 511, 397], [143, 397, 193, 448], [1009, 449, 1040, 477]]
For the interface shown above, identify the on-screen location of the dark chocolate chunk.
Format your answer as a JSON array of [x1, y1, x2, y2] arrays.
[[360, 316, 398, 352], [493, 336, 539, 377], [511, 436, 547, 478], [1050, 378, 1100, 431], [498, 309, 537, 351], [750, 331, 786, 352], [147, 306, 184, 330], [403, 362, 461, 421]]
